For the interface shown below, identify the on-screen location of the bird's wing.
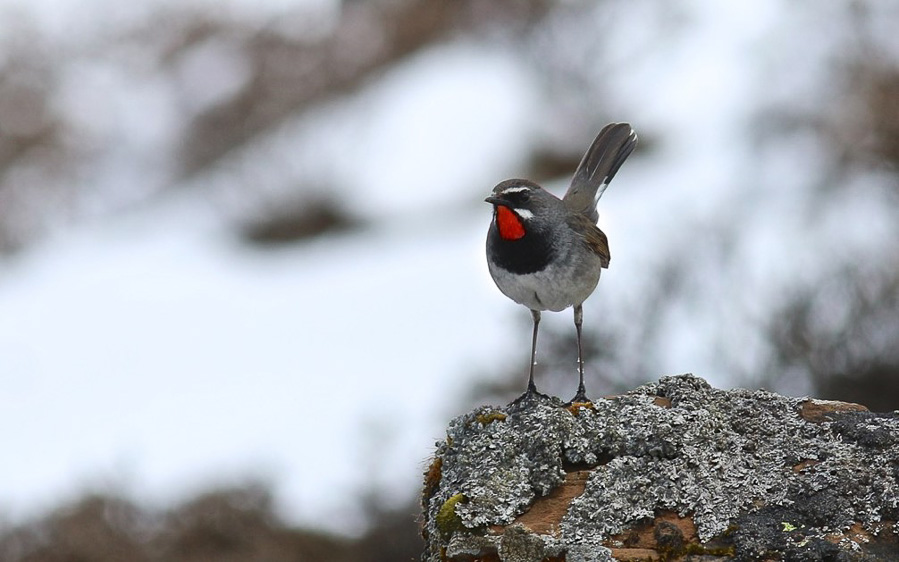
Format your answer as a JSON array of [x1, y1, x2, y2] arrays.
[[567, 213, 610, 269]]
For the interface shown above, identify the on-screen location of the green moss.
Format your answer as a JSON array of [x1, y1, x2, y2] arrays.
[[435, 493, 468, 538], [476, 411, 507, 426]]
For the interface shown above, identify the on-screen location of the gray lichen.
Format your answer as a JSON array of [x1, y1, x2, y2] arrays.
[[421, 374, 899, 561]]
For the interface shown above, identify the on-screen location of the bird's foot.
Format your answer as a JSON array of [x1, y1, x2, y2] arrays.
[[509, 385, 553, 409], [565, 389, 592, 408]]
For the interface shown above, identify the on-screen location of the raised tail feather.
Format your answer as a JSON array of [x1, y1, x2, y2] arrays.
[[563, 123, 637, 222]]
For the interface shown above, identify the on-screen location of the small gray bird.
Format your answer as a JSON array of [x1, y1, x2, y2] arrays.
[[485, 123, 637, 402]]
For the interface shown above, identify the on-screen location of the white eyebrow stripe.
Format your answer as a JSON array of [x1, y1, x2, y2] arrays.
[[513, 208, 534, 219], [499, 186, 531, 195]]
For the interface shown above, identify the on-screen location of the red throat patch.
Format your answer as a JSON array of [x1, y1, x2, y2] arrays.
[[495, 205, 525, 240]]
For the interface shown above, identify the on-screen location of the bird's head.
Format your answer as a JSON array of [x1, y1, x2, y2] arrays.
[[485, 179, 558, 241]]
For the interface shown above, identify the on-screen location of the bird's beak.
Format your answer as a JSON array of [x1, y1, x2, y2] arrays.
[[484, 195, 503, 205]]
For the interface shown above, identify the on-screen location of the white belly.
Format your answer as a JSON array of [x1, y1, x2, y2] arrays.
[[488, 256, 602, 312]]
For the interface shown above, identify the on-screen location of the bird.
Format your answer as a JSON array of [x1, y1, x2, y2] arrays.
[[485, 123, 637, 403]]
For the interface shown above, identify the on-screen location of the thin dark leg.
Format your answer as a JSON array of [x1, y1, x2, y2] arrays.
[[571, 304, 589, 403], [527, 309, 540, 394]]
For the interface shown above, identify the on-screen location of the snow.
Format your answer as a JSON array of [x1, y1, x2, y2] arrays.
[[0, 0, 894, 536], [0, 26, 535, 531], [0, 194, 516, 529]]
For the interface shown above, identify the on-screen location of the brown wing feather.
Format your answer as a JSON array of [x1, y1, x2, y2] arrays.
[[566, 213, 610, 268]]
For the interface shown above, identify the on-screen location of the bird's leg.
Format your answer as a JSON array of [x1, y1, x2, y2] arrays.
[[527, 309, 540, 394], [511, 309, 548, 407], [571, 304, 589, 403]]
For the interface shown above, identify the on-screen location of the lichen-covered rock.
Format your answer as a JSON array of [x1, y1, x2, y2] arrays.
[[420, 374, 899, 562]]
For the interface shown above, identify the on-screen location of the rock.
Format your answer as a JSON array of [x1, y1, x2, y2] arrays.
[[420, 374, 899, 561]]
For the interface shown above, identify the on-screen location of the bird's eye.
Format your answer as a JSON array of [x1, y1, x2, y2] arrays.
[[519, 191, 531, 201]]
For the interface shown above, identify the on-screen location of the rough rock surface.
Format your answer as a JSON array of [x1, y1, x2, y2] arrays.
[[420, 374, 899, 561]]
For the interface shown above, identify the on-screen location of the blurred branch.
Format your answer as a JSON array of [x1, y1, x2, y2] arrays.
[[0, 0, 555, 253], [0, 484, 423, 562], [0, 27, 79, 254], [239, 192, 361, 246], [172, 0, 552, 177], [765, 264, 899, 411]]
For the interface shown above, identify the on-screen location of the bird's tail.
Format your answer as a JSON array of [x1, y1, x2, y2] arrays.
[[563, 123, 637, 222]]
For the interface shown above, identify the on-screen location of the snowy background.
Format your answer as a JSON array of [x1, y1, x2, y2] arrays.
[[0, 0, 897, 536]]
